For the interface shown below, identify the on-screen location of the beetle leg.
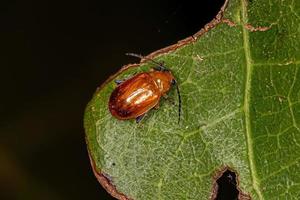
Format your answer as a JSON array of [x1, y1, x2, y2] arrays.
[[114, 79, 124, 85], [154, 103, 160, 109], [135, 114, 145, 123]]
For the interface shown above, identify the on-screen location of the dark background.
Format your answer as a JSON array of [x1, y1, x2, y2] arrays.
[[0, 0, 224, 199]]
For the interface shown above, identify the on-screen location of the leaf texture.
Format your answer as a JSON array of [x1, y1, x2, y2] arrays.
[[84, 0, 300, 199]]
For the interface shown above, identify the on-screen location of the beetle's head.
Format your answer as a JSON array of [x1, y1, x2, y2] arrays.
[[149, 70, 174, 94]]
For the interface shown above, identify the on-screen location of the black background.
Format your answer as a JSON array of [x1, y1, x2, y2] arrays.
[[1, 0, 224, 199]]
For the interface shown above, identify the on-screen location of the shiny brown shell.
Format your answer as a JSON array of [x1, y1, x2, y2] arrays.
[[109, 70, 175, 120]]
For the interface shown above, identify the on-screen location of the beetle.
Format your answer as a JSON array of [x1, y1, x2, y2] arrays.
[[108, 53, 181, 123]]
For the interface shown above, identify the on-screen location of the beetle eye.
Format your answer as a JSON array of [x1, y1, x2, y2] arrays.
[[171, 79, 177, 85]]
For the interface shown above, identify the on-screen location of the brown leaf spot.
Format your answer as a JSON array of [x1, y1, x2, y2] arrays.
[[222, 18, 237, 27], [244, 24, 271, 32]]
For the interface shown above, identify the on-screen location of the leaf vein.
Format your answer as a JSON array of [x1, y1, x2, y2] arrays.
[[241, 0, 264, 199], [260, 156, 300, 182]]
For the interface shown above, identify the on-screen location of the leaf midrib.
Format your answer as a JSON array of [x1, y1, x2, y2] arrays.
[[241, 0, 264, 199]]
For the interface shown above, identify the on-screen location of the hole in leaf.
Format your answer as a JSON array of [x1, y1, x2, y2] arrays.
[[215, 169, 239, 200]]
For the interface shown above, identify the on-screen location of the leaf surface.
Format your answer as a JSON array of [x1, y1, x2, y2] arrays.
[[84, 0, 300, 199]]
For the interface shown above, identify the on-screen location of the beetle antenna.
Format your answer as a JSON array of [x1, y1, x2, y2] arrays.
[[176, 84, 182, 124], [126, 53, 164, 67]]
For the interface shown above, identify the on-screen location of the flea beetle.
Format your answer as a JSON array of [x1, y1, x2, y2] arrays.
[[108, 53, 181, 123]]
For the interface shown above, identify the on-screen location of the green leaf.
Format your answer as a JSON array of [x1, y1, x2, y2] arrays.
[[84, 0, 300, 199]]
